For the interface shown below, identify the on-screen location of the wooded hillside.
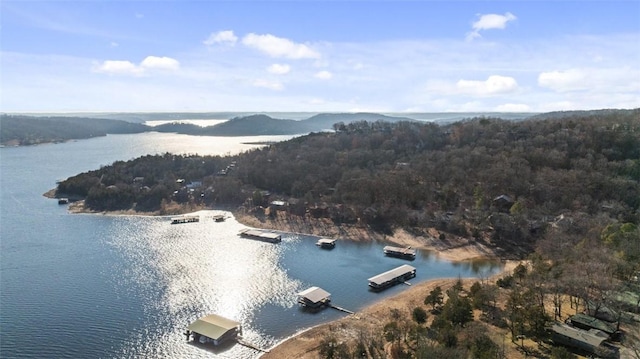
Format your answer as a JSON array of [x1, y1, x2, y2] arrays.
[[54, 109, 639, 257]]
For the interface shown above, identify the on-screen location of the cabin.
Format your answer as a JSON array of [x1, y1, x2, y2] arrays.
[[238, 229, 282, 243], [186, 314, 242, 346], [316, 238, 336, 249], [297, 286, 331, 308], [368, 264, 416, 291], [383, 245, 416, 259], [550, 322, 619, 358]]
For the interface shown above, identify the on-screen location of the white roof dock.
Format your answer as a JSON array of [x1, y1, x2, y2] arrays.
[[239, 229, 282, 243], [316, 238, 336, 246], [368, 264, 416, 288], [383, 245, 416, 257], [187, 314, 241, 342], [298, 286, 331, 304]]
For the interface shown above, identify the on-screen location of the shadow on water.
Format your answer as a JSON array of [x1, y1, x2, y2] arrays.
[[185, 338, 237, 355]]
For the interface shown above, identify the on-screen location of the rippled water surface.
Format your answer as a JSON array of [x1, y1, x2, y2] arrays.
[[1, 132, 503, 358]]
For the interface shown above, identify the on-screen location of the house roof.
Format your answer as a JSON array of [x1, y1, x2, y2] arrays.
[[297, 286, 331, 303], [551, 322, 606, 348], [568, 313, 616, 334], [187, 314, 240, 340]]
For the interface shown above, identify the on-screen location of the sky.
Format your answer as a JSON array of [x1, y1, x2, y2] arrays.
[[1, 1, 639, 113]]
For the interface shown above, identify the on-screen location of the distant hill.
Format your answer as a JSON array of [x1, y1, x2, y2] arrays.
[[154, 112, 417, 136], [0, 115, 149, 146]]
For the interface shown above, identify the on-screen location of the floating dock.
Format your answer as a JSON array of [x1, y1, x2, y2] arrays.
[[297, 286, 331, 308], [383, 245, 416, 259], [171, 215, 200, 224], [316, 238, 336, 249], [212, 214, 226, 222], [368, 264, 416, 291], [239, 229, 282, 243], [186, 313, 241, 346]]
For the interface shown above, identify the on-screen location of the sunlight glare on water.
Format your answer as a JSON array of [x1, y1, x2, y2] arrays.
[[107, 211, 300, 358]]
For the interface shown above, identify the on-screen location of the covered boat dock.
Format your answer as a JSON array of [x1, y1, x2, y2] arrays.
[[297, 286, 331, 308], [368, 264, 416, 290], [316, 238, 336, 249], [186, 314, 241, 346], [383, 245, 416, 259], [171, 215, 200, 224], [238, 229, 282, 243]]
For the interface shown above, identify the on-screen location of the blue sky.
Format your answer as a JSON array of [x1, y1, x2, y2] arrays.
[[1, 1, 639, 113]]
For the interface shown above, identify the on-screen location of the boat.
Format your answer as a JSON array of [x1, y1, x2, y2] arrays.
[[383, 245, 416, 259], [316, 238, 336, 249], [57, 198, 69, 205], [170, 215, 200, 224]]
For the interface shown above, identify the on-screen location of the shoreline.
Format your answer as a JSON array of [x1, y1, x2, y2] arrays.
[[260, 262, 519, 359], [54, 200, 517, 357]]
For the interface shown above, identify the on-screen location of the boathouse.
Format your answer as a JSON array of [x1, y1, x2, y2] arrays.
[[297, 286, 331, 308], [238, 229, 282, 243], [316, 238, 336, 249], [368, 264, 416, 290], [171, 215, 199, 224], [383, 245, 416, 259], [187, 314, 241, 346]]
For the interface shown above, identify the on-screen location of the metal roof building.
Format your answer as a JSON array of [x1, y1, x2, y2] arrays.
[[187, 314, 241, 346], [368, 264, 416, 290], [297, 286, 331, 308]]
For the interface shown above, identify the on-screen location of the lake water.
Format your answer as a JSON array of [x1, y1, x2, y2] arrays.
[[0, 131, 503, 358]]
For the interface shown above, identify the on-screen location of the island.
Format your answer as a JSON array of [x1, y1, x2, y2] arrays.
[[46, 109, 640, 358]]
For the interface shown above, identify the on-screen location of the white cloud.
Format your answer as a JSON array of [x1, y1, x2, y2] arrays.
[[456, 75, 518, 95], [93, 60, 142, 76], [466, 12, 516, 41], [242, 33, 320, 59], [140, 56, 180, 71], [538, 69, 587, 92], [494, 103, 531, 112], [314, 70, 332, 80], [253, 79, 284, 90], [267, 63, 291, 75], [110, 41, 119, 47], [93, 56, 180, 76], [203, 30, 238, 46]]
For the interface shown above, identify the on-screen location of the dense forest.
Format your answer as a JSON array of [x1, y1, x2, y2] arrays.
[[53, 109, 640, 357], [56, 109, 639, 253], [0, 115, 149, 145]]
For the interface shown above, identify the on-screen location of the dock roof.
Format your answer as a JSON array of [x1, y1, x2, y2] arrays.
[[187, 314, 240, 341], [317, 238, 336, 245], [383, 246, 416, 255], [240, 229, 281, 240], [297, 286, 331, 303], [368, 264, 416, 286]]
